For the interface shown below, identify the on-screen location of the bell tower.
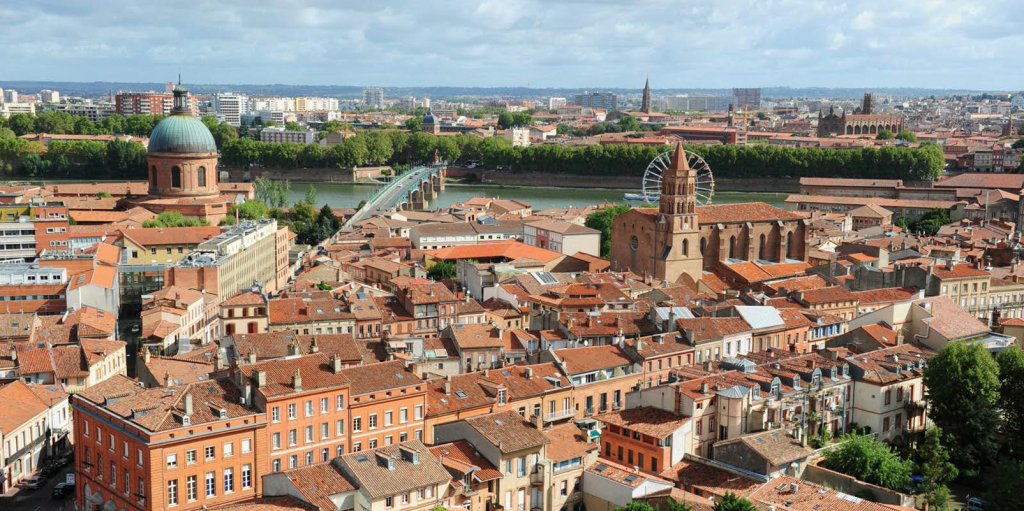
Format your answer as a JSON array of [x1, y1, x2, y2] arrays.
[[653, 143, 703, 283]]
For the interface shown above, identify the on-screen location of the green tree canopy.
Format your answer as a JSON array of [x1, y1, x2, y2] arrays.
[[142, 211, 210, 228], [896, 130, 918, 142], [917, 427, 957, 510], [923, 342, 1001, 471], [997, 347, 1024, 454], [304, 185, 318, 206], [405, 117, 420, 131], [876, 129, 895, 140], [618, 115, 641, 132], [585, 204, 631, 257], [285, 121, 303, 132], [712, 492, 757, 511], [822, 434, 913, 491], [427, 261, 456, 281]]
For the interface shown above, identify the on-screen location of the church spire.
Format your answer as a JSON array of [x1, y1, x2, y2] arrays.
[[641, 76, 652, 114]]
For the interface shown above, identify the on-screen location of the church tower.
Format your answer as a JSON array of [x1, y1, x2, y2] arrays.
[[641, 77, 652, 114], [653, 142, 703, 284]]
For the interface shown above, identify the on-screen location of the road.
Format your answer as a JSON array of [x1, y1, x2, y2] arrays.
[[0, 467, 75, 511], [344, 166, 435, 228]]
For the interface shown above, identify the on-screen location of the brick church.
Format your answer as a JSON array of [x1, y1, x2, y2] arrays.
[[817, 93, 905, 137], [610, 143, 808, 284]]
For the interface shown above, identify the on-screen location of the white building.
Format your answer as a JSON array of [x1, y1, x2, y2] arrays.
[[548, 97, 567, 110], [3, 89, 18, 103], [39, 90, 60, 103], [48, 101, 116, 122], [1, 102, 35, 118], [363, 87, 384, 108], [261, 126, 318, 144], [295, 97, 339, 112], [502, 127, 531, 147], [214, 92, 249, 126], [398, 96, 417, 110], [0, 381, 70, 494], [251, 97, 297, 112]]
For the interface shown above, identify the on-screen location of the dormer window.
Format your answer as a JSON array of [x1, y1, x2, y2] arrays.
[[497, 389, 506, 406], [219, 409, 228, 420], [770, 381, 780, 396], [182, 415, 191, 426], [842, 364, 849, 377], [830, 367, 837, 379], [387, 458, 396, 471]]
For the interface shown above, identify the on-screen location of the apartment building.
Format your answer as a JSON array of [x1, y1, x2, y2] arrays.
[[72, 375, 266, 511], [214, 93, 249, 126], [435, 411, 551, 511], [442, 323, 506, 372], [268, 297, 356, 335], [523, 220, 601, 257], [541, 424, 598, 511], [260, 127, 317, 144], [240, 354, 351, 472], [847, 343, 935, 443], [165, 219, 290, 300], [543, 345, 640, 421], [0, 381, 70, 494], [219, 289, 269, 336], [343, 361, 427, 452], [334, 441, 450, 511], [116, 91, 197, 116], [0, 262, 68, 313], [595, 406, 691, 476], [121, 226, 223, 265], [428, 440, 501, 511]]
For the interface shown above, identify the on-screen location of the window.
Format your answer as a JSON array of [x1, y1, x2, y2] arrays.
[[402, 492, 410, 504], [124, 471, 130, 496], [289, 429, 297, 446], [123, 441, 129, 459], [167, 453, 178, 469], [242, 438, 251, 454], [305, 400, 313, 417], [884, 390, 891, 406], [321, 397, 329, 413], [369, 439, 377, 449], [385, 411, 393, 426], [337, 395, 345, 411], [273, 459, 281, 472], [560, 480, 568, 496], [187, 475, 197, 502], [205, 446, 215, 461], [85, 420, 90, 437], [139, 478, 145, 500], [517, 456, 526, 477], [224, 468, 234, 493], [415, 405, 423, 420], [171, 166, 181, 188], [242, 464, 252, 490], [168, 479, 178, 506], [198, 167, 206, 187], [369, 413, 378, 429], [305, 426, 313, 443], [186, 450, 197, 464], [289, 456, 298, 469], [138, 449, 144, 467], [273, 433, 281, 450], [272, 407, 280, 423], [385, 435, 393, 445], [224, 442, 234, 457], [111, 462, 116, 487], [322, 448, 330, 462], [321, 423, 329, 440], [386, 496, 394, 508], [353, 417, 362, 432], [354, 442, 362, 452], [206, 471, 216, 497], [288, 403, 297, 420], [337, 419, 345, 436], [400, 408, 408, 423], [338, 445, 345, 457], [883, 417, 890, 432]]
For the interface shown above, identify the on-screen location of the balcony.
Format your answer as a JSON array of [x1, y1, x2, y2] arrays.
[[544, 408, 575, 422], [585, 406, 594, 416], [530, 470, 545, 486], [904, 399, 926, 412]]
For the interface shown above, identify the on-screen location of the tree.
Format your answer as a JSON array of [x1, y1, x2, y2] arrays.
[[221, 201, 270, 225], [105, 139, 148, 179], [896, 130, 918, 143], [263, 120, 278, 127], [618, 115, 641, 132], [984, 457, 1024, 510], [95, 192, 112, 198], [142, 211, 210, 228], [404, 117, 420, 132], [426, 261, 456, 281], [8, 113, 35, 136], [917, 427, 957, 510], [997, 347, 1024, 455], [876, 129, 895, 140], [821, 434, 913, 491], [285, 121, 303, 132], [712, 492, 757, 511], [253, 177, 292, 208], [304, 185, 318, 206], [1013, 138, 1024, 150], [923, 342, 1001, 472], [585, 204, 631, 257], [201, 115, 239, 149], [665, 498, 693, 511], [298, 143, 326, 168], [614, 503, 656, 511]]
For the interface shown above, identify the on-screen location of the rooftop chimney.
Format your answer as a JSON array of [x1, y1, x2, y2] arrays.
[[164, 371, 173, 388], [184, 393, 193, 415], [254, 369, 266, 389], [310, 338, 320, 353], [332, 355, 343, 374], [524, 367, 533, 379], [247, 350, 257, 365], [444, 375, 452, 395], [292, 369, 303, 391], [700, 381, 709, 395]]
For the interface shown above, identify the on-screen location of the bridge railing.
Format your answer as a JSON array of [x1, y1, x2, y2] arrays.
[[342, 165, 443, 230]]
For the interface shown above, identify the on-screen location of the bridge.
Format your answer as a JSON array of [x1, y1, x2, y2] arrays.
[[341, 165, 445, 230]]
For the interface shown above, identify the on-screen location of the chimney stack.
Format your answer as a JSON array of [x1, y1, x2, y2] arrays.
[[310, 338, 320, 353], [292, 369, 303, 391], [164, 372, 173, 388], [254, 369, 266, 389], [444, 375, 452, 395], [143, 349, 151, 364], [700, 381, 709, 395], [332, 356, 343, 374], [247, 350, 257, 365], [524, 367, 533, 379], [184, 393, 193, 415]]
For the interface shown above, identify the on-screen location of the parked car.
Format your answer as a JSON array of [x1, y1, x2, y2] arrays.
[[52, 481, 74, 497], [966, 496, 985, 510], [22, 476, 44, 490], [131, 324, 140, 333]]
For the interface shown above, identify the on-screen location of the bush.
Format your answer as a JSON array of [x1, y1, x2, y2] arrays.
[[822, 434, 913, 491]]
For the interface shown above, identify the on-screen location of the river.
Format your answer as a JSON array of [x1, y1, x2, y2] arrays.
[[288, 183, 789, 211]]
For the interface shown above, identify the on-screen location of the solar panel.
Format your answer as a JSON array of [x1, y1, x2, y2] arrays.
[[624, 475, 638, 483], [456, 391, 468, 398], [532, 271, 558, 285], [594, 464, 608, 473]]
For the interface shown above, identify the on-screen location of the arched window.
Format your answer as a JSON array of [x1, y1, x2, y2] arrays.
[[758, 233, 766, 260], [150, 166, 157, 187], [728, 235, 736, 259], [171, 166, 181, 188], [786, 232, 793, 259], [198, 166, 206, 187], [682, 239, 689, 256], [629, 236, 639, 251], [699, 238, 706, 255]]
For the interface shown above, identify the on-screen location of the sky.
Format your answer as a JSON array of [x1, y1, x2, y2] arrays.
[[1, 0, 1021, 90]]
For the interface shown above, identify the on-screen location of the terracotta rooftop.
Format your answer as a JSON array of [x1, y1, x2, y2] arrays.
[[596, 406, 690, 439], [281, 462, 356, 510], [336, 441, 450, 500], [463, 410, 551, 453], [553, 344, 634, 375]]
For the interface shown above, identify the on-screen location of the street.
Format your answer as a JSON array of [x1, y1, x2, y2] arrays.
[[0, 467, 75, 511]]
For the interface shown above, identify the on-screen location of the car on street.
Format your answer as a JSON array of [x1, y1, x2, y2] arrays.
[[131, 324, 140, 332], [52, 481, 75, 497], [22, 476, 44, 490]]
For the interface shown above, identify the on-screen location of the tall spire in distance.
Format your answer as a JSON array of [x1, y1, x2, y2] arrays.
[[641, 76, 652, 114]]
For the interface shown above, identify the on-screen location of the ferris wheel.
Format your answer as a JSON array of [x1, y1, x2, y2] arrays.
[[633, 149, 715, 205]]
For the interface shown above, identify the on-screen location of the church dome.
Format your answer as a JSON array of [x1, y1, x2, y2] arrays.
[[148, 115, 217, 153], [421, 112, 437, 125]]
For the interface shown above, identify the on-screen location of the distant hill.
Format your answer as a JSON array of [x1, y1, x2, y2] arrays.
[[0, 80, 1003, 101]]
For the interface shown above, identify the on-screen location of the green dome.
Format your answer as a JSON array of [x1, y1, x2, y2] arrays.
[[148, 114, 217, 153]]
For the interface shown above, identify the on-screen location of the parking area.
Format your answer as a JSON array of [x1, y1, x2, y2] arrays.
[[0, 461, 76, 511]]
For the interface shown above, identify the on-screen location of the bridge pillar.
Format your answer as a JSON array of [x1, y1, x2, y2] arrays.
[[409, 188, 427, 210], [422, 180, 436, 201], [434, 168, 445, 192]]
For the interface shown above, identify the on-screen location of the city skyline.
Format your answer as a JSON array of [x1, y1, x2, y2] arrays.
[[3, 0, 1023, 89]]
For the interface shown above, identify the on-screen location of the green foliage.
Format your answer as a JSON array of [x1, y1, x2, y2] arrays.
[[996, 347, 1024, 454], [983, 457, 1024, 511], [618, 115, 641, 132], [427, 261, 457, 281], [614, 502, 656, 511], [665, 498, 693, 511], [304, 185, 318, 206], [896, 207, 950, 236], [142, 211, 210, 228], [284, 121, 303, 132], [201, 115, 239, 150], [917, 428, 957, 510], [95, 191, 112, 198], [405, 117, 420, 132], [221, 201, 270, 225], [1012, 138, 1024, 150], [316, 281, 332, 291], [822, 434, 913, 491], [253, 177, 292, 208], [876, 129, 895, 140], [263, 120, 278, 127], [712, 492, 757, 511], [896, 130, 918, 143], [498, 112, 533, 129], [585, 204, 631, 257], [923, 342, 1001, 471]]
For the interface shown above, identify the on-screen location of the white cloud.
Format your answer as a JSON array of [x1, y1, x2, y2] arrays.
[[0, 0, 1021, 89]]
